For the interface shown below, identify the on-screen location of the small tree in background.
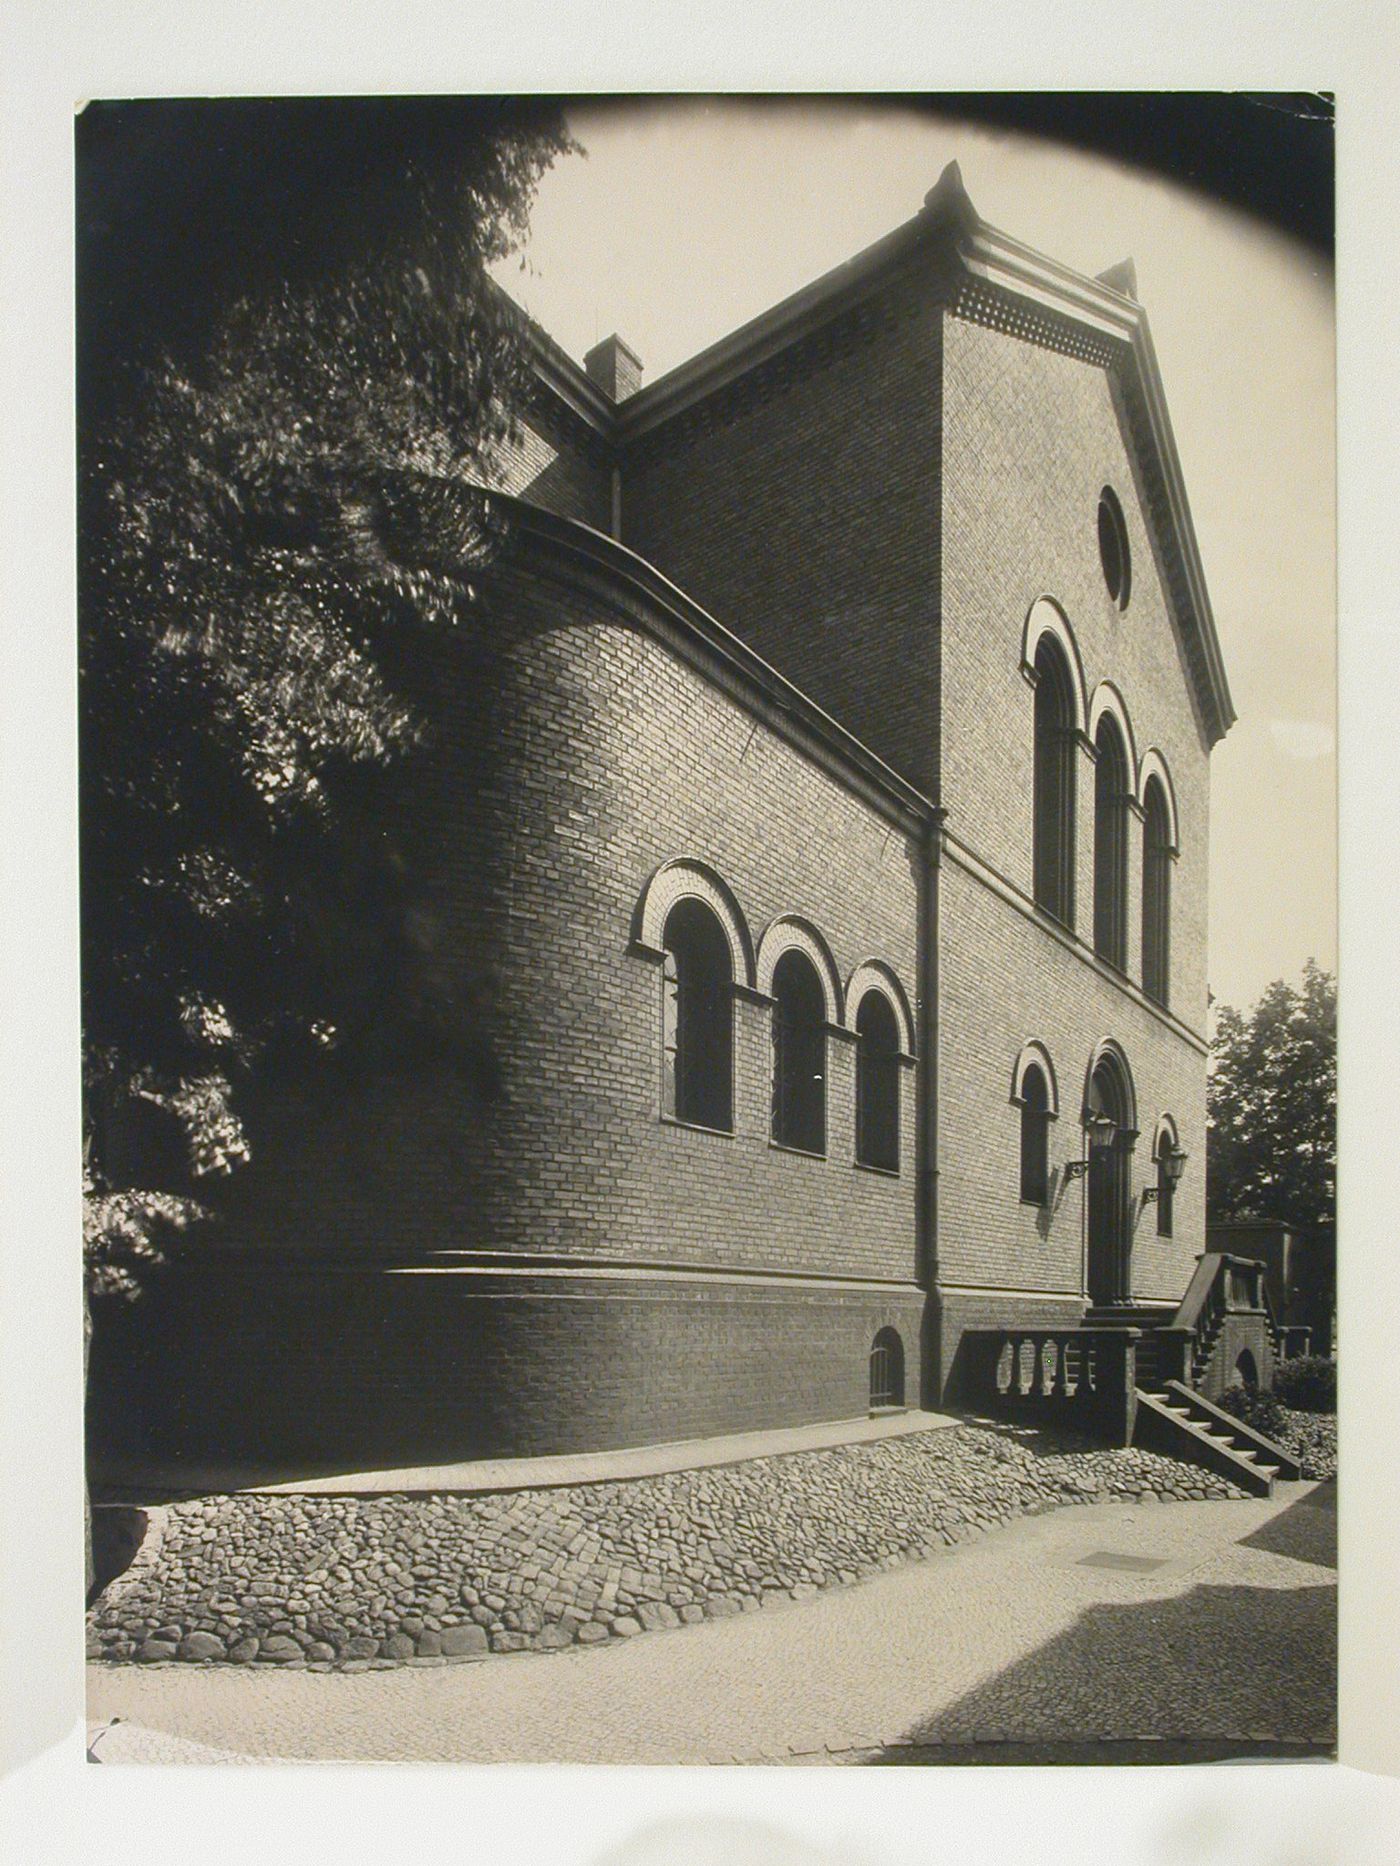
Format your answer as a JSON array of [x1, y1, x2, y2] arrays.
[[1207, 959, 1336, 1231], [79, 98, 574, 1298]]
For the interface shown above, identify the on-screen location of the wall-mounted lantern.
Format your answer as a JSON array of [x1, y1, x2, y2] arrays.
[[1142, 1145, 1188, 1201], [1064, 1109, 1118, 1180]]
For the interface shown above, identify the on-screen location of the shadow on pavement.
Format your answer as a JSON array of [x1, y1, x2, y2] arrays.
[[865, 1737, 1332, 1766], [1236, 1481, 1336, 1570], [863, 1574, 1337, 1762]]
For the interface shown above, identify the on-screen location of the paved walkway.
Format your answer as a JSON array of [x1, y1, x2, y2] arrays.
[[96, 1409, 959, 1501], [86, 1480, 1335, 1764]]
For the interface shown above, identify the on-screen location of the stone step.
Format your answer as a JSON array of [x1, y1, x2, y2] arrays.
[[1156, 1380, 1304, 1484], [1133, 1389, 1279, 1498], [1169, 1405, 1269, 1469]]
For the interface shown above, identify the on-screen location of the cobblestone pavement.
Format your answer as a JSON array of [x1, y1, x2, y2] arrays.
[[88, 1420, 1247, 1669], [86, 1480, 1336, 1763]]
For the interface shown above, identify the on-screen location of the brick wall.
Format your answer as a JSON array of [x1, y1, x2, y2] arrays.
[[89, 1266, 927, 1468], [92, 535, 928, 1467], [935, 853, 1207, 1309], [489, 393, 613, 532], [448, 553, 924, 1285], [928, 309, 1215, 1401], [623, 260, 945, 798], [939, 311, 1211, 1023]]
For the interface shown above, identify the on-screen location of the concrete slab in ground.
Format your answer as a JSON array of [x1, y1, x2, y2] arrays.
[[95, 1406, 960, 1500]]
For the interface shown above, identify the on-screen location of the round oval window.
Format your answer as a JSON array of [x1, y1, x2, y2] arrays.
[[1098, 486, 1131, 611]]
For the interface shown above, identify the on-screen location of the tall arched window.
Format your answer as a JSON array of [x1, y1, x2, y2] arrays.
[[771, 949, 826, 1155], [1142, 776, 1172, 1007], [1019, 1064, 1052, 1204], [1033, 638, 1077, 925], [1093, 716, 1130, 970], [855, 991, 900, 1172], [661, 898, 734, 1131]]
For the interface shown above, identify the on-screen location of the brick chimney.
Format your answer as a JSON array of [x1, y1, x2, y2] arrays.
[[584, 333, 643, 402]]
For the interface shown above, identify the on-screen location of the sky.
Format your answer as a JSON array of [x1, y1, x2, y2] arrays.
[[490, 98, 1336, 1015]]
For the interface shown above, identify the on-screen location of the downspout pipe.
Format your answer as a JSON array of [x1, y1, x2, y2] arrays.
[[917, 807, 946, 1405]]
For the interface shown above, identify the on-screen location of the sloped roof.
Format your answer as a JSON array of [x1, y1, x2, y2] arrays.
[[521, 163, 1236, 747]]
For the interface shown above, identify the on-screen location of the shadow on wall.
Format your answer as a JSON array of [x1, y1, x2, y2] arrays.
[[863, 1569, 1336, 1757], [87, 1505, 148, 1605]]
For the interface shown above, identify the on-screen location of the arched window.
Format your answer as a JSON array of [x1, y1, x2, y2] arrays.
[[1019, 1064, 1052, 1205], [1142, 776, 1172, 1007], [661, 898, 734, 1131], [855, 991, 900, 1172], [1093, 716, 1130, 970], [869, 1327, 905, 1409], [1033, 637, 1077, 925], [771, 949, 827, 1154]]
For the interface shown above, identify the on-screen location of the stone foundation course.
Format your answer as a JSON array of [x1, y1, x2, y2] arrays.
[[89, 1422, 1245, 1669]]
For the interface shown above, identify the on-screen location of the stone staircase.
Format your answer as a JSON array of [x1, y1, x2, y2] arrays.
[[966, 1257, 1304, 1494], [1133, 1379, 1301, 1497]]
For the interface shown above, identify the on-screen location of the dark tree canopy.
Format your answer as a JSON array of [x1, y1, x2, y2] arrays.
[[1207, 960, 1336, 1231], [79, 98, 573, 1292]]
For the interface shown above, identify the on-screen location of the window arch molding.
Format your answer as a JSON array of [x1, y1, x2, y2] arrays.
[[1081, 1038, 1139, 1134], [1010, 1039, 1060, 1117], [755, 916, 844, 1025], [1136, 749, 1181, 852], [844, 960, 916, 1055], [1151, 1112, 1180, 1160], [1087, 681, 1139, 790], [633, 858, 755, 990], [1020, 596, 1089, 735]]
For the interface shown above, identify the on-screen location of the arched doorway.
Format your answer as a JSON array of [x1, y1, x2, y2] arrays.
[[1085, 1049, 1138, 1305]]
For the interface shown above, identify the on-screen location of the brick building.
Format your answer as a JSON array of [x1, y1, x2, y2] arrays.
[[94, 166, 1246, 1474]]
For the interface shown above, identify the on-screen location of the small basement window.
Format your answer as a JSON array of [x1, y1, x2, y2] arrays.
[[1097, 486, 1131, 611], [870, 1327, 905, 1409]]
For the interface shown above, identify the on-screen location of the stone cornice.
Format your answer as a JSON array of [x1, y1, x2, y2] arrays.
[[938, 822, 1210, 1055], [520, 319, 616, 434], [155, 1240, 923, 1294], [502, 497, 938, 836]]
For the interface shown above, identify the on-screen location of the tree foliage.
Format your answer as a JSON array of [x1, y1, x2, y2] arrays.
[[1207, 960, 1336, 1229], [79, 99, 573, 1294]]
